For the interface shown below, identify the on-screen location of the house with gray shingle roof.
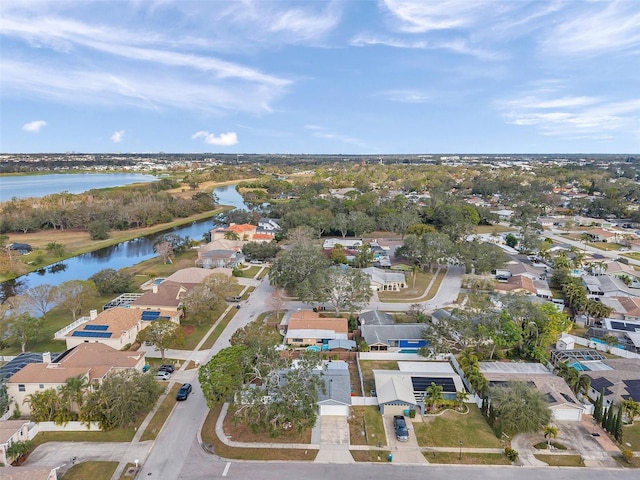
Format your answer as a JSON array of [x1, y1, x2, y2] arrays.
[[361, 324, 426, 352]]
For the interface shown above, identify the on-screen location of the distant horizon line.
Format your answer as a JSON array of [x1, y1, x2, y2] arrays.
[[1, 152, 638, 157]]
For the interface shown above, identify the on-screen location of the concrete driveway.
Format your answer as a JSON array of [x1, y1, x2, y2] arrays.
[[512, 420, 620, 468], [383, 415, 428, 464], [314, 416, 354, 464]]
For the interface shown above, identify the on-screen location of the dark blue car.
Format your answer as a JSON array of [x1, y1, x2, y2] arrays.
[[176, 383, 192, 401]]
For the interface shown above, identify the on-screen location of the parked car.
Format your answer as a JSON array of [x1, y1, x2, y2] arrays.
[[158, 364, 175, 373], [154, 371, 171, 381], [176, 383, 193, 401], [393, 415, 409, 442]]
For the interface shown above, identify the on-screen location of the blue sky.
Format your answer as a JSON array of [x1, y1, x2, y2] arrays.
[[1, 0, 639, 154]]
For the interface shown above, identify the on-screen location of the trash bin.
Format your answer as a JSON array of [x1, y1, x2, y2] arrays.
[[403, 409, 410, 416], [387, 454, 393, 462]]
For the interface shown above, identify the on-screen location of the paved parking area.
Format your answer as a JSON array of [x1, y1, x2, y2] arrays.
[[556, 420, 619, 467], [383, 415, 428, 464], [314, 416, 354, 463]]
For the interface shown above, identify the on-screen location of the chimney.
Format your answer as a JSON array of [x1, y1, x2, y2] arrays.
[[153, 284, 158, 293], [42, 352, 52, 364], [90, 309, 98, 320]]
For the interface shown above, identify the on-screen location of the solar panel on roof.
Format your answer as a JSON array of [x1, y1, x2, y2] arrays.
[[84, 324, 108, 331], [141, 311, 160, 320], [411, 377, 457, 392], [544, 393, 557, 403], [611, 321, 637, 332], [71, 331, 112, 338], [560, 393, 575, 404]]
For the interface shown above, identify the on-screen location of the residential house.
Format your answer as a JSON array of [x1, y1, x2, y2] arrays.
[[196, 240, 245, 269], [585, 228, 620, 243], [582, 358, 640, 409], [479, 362, 584, 421], [316, 361, 352, 416], [0, 466, 58, 480], [64, 307, 180, 350], [257, 218, 281, 237], [373, 361, 465, 415], [211, 223, 257, 241], [358, 310, 395, 326], [362, 267, 406, 291], [361, 324, 426, 351], [7, 343, 146, 416], [284, 310, 348, 348], [322, 238, 363, 250], [0, 420, 30, 466], [600, 296, 640, 322]]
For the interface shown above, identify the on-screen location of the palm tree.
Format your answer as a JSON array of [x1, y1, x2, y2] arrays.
[[543, 424, 559, 449], [576, 375, 591, 398], [458, 348, 479, 373], [224, 231, 240, 240], [425, 382, 444, 412], [455, 390, 469, 411], [60, 374, 89, 413], [580, 232, 592, 252], [621, 399, 640, 425]]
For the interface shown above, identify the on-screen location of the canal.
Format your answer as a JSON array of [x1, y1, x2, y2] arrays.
[[1, 184, 251, 298]]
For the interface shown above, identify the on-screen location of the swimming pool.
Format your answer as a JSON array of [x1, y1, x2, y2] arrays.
[[567, 361, 589, 371]]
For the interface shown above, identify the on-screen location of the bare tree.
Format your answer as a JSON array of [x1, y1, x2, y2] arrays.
[[25, 284, 60, 319], [267, 289, 287, 321], [58, 280, 97, 321], [154, 241, 174, 264]]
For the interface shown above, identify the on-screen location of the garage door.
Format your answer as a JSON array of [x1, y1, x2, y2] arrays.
[[382, 404, 411, 416], [552, 408, 582, 421], [320, 405, 349, 416]]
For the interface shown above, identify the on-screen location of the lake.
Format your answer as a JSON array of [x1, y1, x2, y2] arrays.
[[0, 173, 158, 202], [1, 184, 251, 298]]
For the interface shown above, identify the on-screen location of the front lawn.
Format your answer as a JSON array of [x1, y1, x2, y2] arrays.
[[424, 451, 511, 465], [61, 461, 119, 479], [359, 360, 398, 397], [140, 383, 181, 441], [200, 404, 317, 461], [223, 404, 312, 444], [534, 454, 584, 467], [198, 307, 238, 350], [413, 405, 501, 448], [349, 406, 386, 446], [378, 271, 436, 302], [32, 427, 137, 446], [623, 422, 640, 451]]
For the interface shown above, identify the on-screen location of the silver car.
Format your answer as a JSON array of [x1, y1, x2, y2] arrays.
[[154, 371, 171, 381]]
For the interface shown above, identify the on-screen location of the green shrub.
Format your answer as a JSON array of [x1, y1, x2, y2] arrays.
[[504, 447, 519, 462], [621, 449, 634, 463]]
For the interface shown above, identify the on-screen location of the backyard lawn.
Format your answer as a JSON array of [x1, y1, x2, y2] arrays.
[[413, 405, 501, 448], [359, 360, 398, 397]]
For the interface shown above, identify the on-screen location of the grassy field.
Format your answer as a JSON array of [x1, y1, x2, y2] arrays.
[[475, 225, 515, 234], [200, 404, 317, 461], [359, 360, 398, 397], [349, 406, 386, 446], [424, 451, 511, 465], [534, 454, 585, 467], [140, 383, 181, 441], [413, 405, 501, 448], [61, 461, 119, 480]]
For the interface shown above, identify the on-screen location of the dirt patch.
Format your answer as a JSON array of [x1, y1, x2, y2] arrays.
[[183, 325, 195, 336]]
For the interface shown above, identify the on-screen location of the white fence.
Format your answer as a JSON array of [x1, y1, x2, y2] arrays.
[[54, 316, 91, 339], [567, 334, 640, 359], [351, 396, 379, 406], [26, 421, 102, 440]]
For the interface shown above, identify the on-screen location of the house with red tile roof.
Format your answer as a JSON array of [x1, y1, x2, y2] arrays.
[[7, 343, 146, 416]]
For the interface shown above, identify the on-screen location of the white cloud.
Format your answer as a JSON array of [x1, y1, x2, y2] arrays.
[[542, 2, 640, 57], [22, 120, 47, 132], [379, 89, 431, 103], [496, 86, 640, 139], [111, 130, 125, 143], [382, 0, 491, 32], [192, 131, 238, 146], [304, 125, 371, 149]]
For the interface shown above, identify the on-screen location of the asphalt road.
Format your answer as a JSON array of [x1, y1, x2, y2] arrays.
[[137, 274, 277, 478]]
